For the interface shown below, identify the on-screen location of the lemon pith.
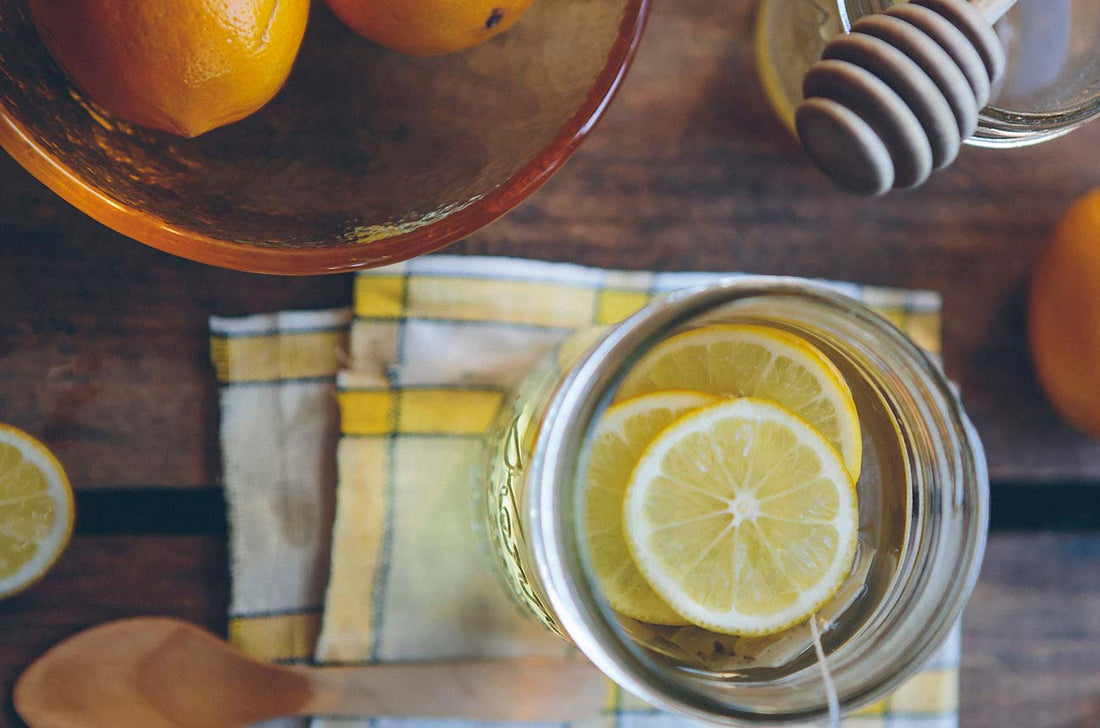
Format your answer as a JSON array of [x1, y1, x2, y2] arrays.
[[622, 398, 858, 636]]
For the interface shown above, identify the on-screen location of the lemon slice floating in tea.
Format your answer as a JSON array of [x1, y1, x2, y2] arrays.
[[584, 391, 718, 625], [754, 0, 844, 133], [616, 324, 862, 480], [0, 425, 74, 599], [623, 398, 858, 636]]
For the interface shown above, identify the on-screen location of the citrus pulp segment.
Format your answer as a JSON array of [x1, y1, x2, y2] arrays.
[[615, 324, 862, 480], [623, 398, 858, 636]]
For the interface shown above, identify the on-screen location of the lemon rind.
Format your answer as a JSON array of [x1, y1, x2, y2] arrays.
[[615, 323, 862, 481], [0, 424, 75, 599], [622, 397, 859, 636]]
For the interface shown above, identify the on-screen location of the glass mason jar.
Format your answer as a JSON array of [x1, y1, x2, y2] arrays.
[[482, 277, 988, 724], [756, 0, 1100, 148]]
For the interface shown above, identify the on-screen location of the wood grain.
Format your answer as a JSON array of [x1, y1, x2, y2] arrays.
[[961, 535, 1100, 728], [2, 0, 1100, 487], [0, 183, 350, 488], [1, 5, 1097, 725], [0, 535, 227, 727], [0, 534, 1095, 727]]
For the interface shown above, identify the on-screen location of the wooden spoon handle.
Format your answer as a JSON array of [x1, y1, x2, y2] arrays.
[[293, 657, 610, 721]]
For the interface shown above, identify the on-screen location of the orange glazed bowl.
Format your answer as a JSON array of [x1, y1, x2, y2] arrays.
[[0, 0, 647, 274]]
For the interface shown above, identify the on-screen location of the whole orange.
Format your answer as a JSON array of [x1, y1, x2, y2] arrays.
[[325, 0, 535, 56], [1029, 188, 1100, 438], [28, 0, 310, 138]]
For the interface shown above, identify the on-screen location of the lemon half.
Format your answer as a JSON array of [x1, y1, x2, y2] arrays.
[[616, 323, 862, 480], [585, 391, 718, 624], [0, 425, 74, 599], [623, 398, 858, 636]]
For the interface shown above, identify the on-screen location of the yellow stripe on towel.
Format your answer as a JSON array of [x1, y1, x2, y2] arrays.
[[317, 437, 389, 662], [211, 330, 345, 383], [339, 391, 396, 435], [855, 697, 888, 717], [354, 275, 407, 319], [907, 311, 942, 356], [229, 613, 321, 662], [887, 668, 959, 713], [596, 289, 650, 325], [339, 389, 503, 436], [393, 277, 599, 328], [399, 390, 503, 435]]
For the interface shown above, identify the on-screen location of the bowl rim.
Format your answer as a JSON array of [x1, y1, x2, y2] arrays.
[[0, 0, 650, 275]]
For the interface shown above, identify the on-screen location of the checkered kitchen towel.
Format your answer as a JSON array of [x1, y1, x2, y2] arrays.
[[210, 255, 958, 728]]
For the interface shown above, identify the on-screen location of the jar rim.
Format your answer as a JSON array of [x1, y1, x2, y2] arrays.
[[837, 0, 1100, 145], [528, 277, 989, 724]]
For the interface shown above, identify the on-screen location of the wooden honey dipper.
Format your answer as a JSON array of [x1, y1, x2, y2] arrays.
[[795, 0, 1016, 194]]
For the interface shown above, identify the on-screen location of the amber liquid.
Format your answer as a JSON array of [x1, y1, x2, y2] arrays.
[[484, 320, 911, 681]]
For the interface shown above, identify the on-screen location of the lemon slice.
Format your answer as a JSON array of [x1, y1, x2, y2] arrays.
[[0, 425, 74, 599], [585, 391, 718, 624], [754, 0, 845, 133], [623, 398, 858, 636], [616, 323, 862, 480]]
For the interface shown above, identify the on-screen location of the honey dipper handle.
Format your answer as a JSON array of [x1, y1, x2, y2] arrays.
[[973, 0, 1017, 24]]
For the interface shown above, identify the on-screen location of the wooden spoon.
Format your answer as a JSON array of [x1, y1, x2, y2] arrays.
[[14, 618, 607, 728]]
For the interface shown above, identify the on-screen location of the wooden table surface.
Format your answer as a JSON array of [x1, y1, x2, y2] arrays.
[[1, 1, 1099, 726]]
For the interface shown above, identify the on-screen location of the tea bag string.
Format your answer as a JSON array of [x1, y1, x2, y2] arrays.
[[809, 614, 840, 728]]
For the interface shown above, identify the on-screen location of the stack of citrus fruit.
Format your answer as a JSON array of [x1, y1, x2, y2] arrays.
[[30, 0, 536, 138], [583, 324, 861, 636]]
